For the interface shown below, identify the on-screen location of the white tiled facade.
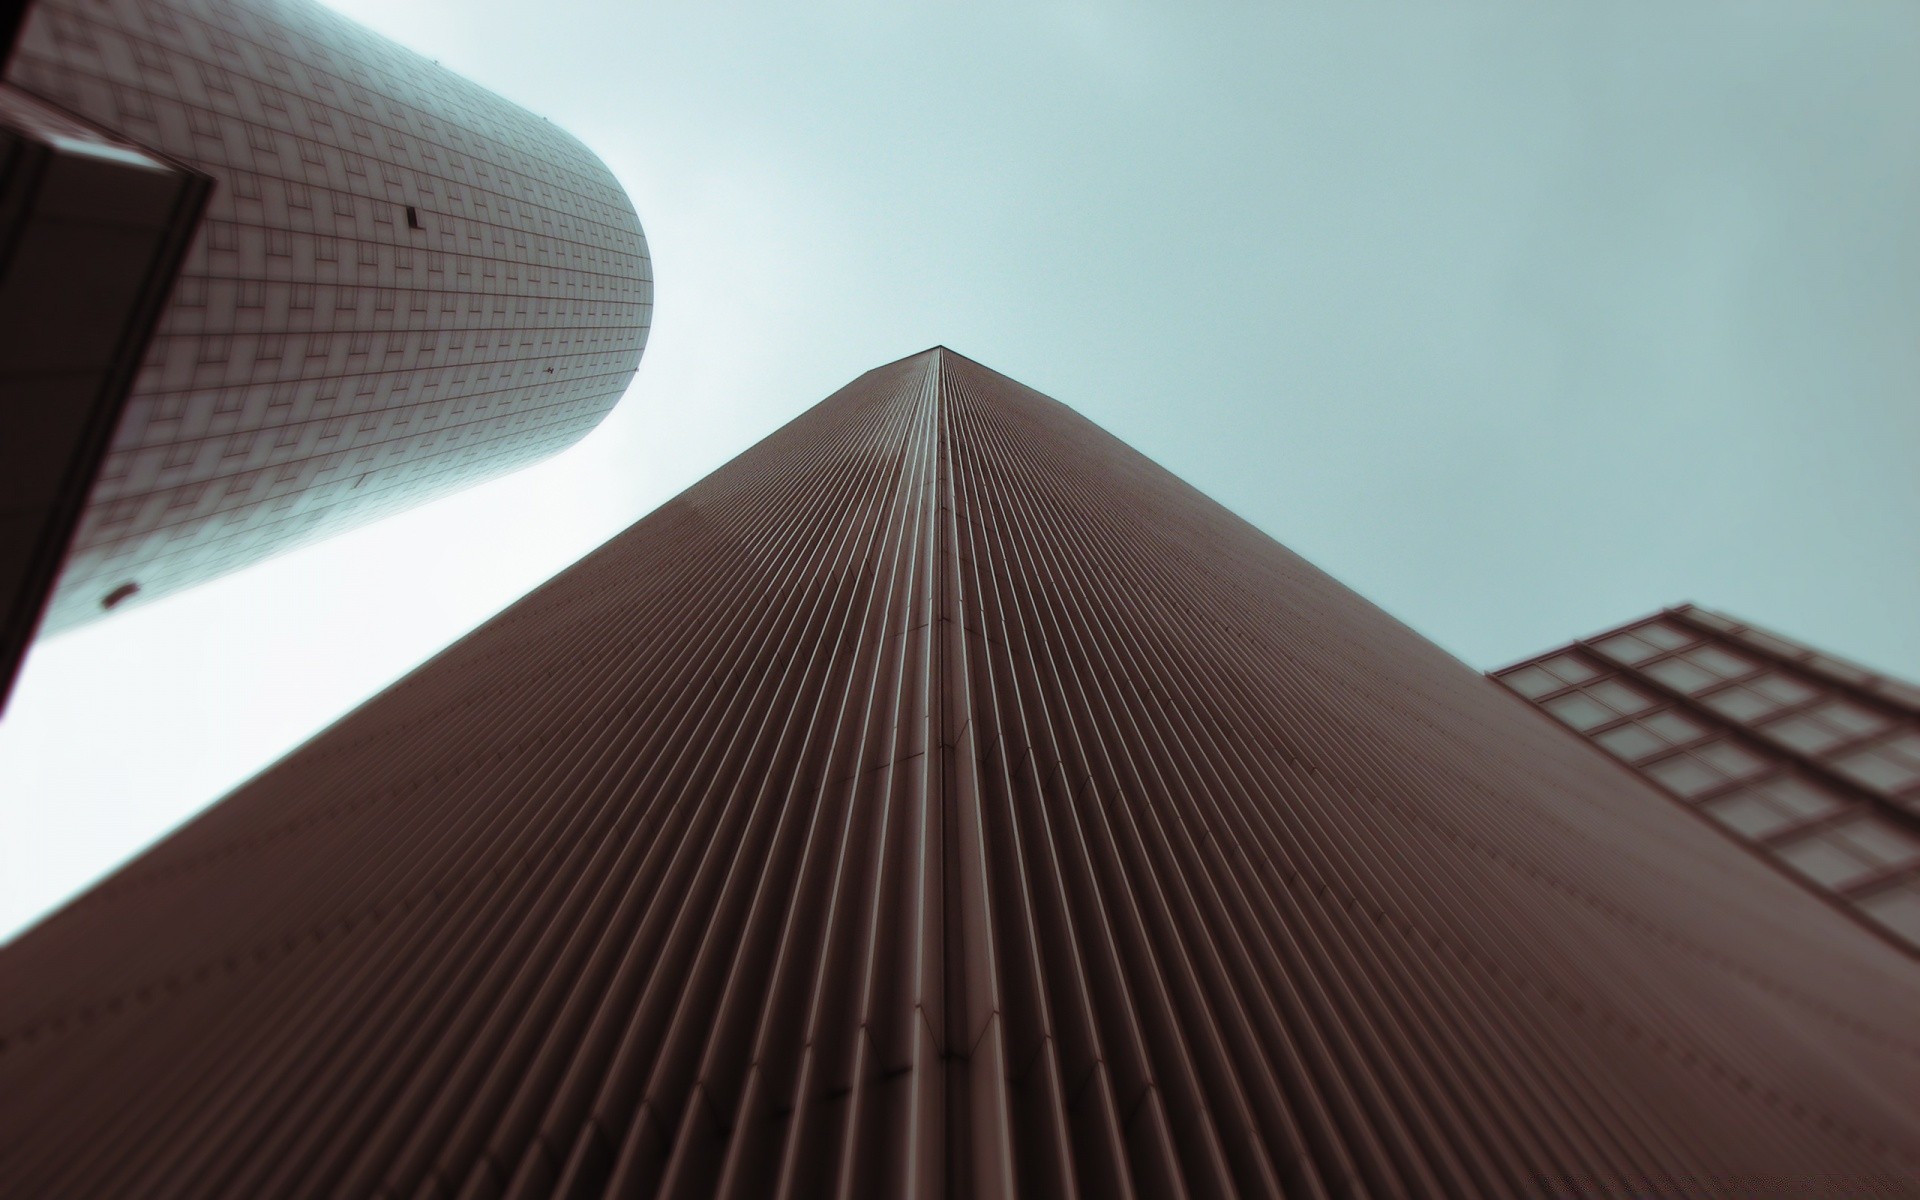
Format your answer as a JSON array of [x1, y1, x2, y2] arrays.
[[8, 0, 651, 631]]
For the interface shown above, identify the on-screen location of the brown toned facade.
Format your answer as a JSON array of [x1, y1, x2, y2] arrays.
[[1, 350, 1917, 1197], [0, 0, 650, 679], [1495, 605, 1920, 955]]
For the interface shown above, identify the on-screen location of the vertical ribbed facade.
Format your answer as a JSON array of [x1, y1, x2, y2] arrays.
[[1, 349, 1917, 1197]]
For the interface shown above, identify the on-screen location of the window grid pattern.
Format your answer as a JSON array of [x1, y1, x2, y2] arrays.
[[7, 0, 652, 631], [1497, 607, 1920, 952]]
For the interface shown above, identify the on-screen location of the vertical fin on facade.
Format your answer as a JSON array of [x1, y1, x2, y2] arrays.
[[1, 351, 1918, 1196]]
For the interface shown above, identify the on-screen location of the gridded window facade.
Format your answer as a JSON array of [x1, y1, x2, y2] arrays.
[[1496, 605, 1920, 953], [7, 0, 652, 631]]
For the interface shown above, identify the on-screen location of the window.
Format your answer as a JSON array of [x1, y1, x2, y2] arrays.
[[1595, 711, 1707, 764], [1502, 665, 1563, 701], [1814, 700, 1890, 740], [1758, 702, 1891, 758], [1753, 774, 1845, 821], [1775, 816, 1920, 890], [1593, 633, 1655, 664], [1646, 658, 1717, 694], [1752, 673, 1818, 706], [1700, 685, 1780, 723], [1587, 680, 1654, 716], [1830, 740, 1920, 795], [1702, 792, 1798, 840], [1858, 878, 1920, 944], [1759, 713, 1847, 756], [1643, 737, 1766, 797], [1687, 645, 1755, 679]]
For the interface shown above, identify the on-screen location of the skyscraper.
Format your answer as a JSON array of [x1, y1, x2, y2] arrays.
[[1495, 604, 1920, 954], [0, 0, 651, 699], [1, 350, 1915, 1197]]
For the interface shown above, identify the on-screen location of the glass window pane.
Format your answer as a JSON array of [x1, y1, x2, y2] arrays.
[[1541, 654, 1598, 685], [1642, 710, 1704, 745], [1752, 674, 1818, 706], [1831, 748, 1920, 793], [1775, 835, 1873, 888], [1545, 694, 1613, 732], [1595, 633, 1656, 664], [1646, 659, 1718, 694], [1885, 730, 1920, 764], [1635, 621, 1692, 650], [1694, 739, 1766, 780], [1588, 680, 1654, 716], [1701, 686, 1778, 722], [1759, 713, 1845, 755], [1647, 755, 1723, 797], [1757, 776, 1844, 820], [1703, 793, 1792, 839], [1501, 665, 1561, 699], [1596, 725, 1664, 761], [1812, 701, 1890, 740], [1830, 818, 1920, 869], [1687, 646, 1756, 680], [1858, 881, 1920, 944]]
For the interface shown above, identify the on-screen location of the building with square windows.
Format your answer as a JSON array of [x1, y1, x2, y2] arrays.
[[1495, 604, 1920, 952]]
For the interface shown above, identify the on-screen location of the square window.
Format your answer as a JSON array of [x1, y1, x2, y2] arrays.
[[1642, 710, 1704, 745], [1704, 793, 1792, 839], [1647, 755, 1723, 798], [1635, 621, 1693, 650], [1701, 686, 1778, 723], [1830, 818, 1920, 870], [1757, 776, 1844, 820], [1752, 674, 1818, 706], [1813, 701, 1890, 740], [1694, 740, 1765, 781], [1760, 713, 1845, 756], [1595, 633, 1657, 665], [1596, 725, 1664, 761], [1858, 880, 1920, 944], [1776, 835, 1873, 889], [1687, 646, 1756, 680], [1589, 680, 1654, 717], [1646, 658, 1717, 694], [1831, 748, 1920, 794], [1884, 731, 1920, 763]]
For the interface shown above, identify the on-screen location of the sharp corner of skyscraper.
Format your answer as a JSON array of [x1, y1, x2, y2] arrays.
[[1, 3, 1917, 1197]]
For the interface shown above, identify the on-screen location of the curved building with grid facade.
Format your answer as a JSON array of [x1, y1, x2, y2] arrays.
[[0, 349, 1915, 1197], [5, 0, 651, 633]]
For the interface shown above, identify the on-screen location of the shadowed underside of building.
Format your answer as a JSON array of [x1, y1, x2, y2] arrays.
[[1, 349, 1918, 1198]]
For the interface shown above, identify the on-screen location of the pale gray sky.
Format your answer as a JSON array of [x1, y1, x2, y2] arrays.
[[3, 0, 1917, 943]]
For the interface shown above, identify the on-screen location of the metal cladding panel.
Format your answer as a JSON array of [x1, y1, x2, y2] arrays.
[[6, 0, 652, 631], [2, 349, 1918, 1197]]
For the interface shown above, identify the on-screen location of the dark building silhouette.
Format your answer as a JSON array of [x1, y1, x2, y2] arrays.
[[0, 0, 650, 701], [1496, 604, 1920, 954], [0, 82, 208, 713], [2, 350, 1917, 1197]]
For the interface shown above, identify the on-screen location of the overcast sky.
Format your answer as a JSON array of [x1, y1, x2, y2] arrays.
[[3, 0, 1917, 943]]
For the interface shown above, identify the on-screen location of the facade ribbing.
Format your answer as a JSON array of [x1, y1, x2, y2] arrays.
[[0, 350, 1916, 1197], [5, 0, 651, 632]]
